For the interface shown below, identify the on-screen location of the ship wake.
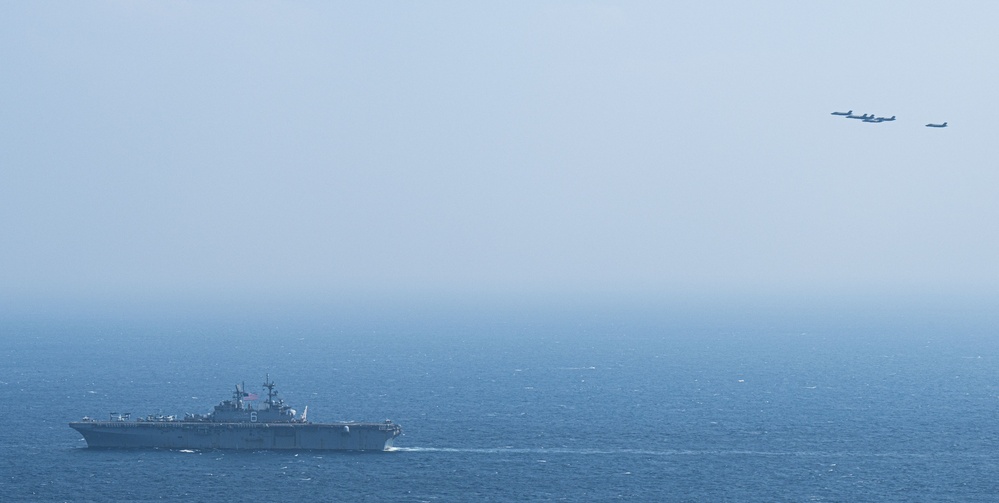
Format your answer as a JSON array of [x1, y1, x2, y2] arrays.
[[390, 447, 955, 458]]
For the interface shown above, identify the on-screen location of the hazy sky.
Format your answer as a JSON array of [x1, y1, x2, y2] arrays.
[[3, 2, 998, 310]]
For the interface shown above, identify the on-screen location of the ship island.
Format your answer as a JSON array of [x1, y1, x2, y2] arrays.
[[69, 376, 402, 451]]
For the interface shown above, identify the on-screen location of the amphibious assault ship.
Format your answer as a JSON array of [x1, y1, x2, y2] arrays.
[[69, 377, 401, 451]]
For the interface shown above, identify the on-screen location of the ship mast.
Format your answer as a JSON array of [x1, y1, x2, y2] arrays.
[[233, 383, 244, 409], [263, 374, 277, 406]]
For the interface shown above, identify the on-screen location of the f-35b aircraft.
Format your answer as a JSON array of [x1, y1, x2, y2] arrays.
[[832, 110, 945, 127]]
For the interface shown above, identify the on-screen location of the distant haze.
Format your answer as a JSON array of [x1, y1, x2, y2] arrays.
[[3, 2, 998, 313]]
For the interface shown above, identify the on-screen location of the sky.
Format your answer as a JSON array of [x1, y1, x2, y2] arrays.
[[2, 1, 998, 314]]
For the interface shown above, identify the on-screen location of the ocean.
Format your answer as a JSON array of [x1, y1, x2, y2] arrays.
[[3, 298, 998, 501]]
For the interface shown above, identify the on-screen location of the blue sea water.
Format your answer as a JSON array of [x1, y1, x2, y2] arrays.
[[3, 298, 998, 501]]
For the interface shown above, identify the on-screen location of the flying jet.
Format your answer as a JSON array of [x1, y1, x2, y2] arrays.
[[925, 122, 948, 128], [831, 110, 852, 116], [863, 117, 884, 123], [845, 113, 871, 119], [877, 116, 896, 122]]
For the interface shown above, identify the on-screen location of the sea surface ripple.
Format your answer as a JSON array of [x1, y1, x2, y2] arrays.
[[3, 307, 998, 501]]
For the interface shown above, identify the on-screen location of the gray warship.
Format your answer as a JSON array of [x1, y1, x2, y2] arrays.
[[69, 377, 402, 451]]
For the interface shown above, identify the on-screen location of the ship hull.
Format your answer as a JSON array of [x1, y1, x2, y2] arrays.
[[69, 421, 400, 451]]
